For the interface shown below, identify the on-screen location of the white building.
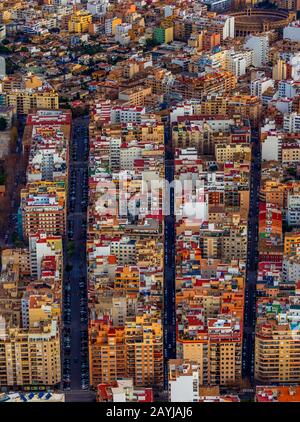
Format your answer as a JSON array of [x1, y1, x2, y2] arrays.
[[94, 99, 111, 123], [87, 0, 108, 15], [168, 360, 200, 402], [251, 76, 274, 99], [270, 97, 293, 114], [261, 132, 282, 161], [115, 23, 132, 46], [287, 191, 300, 227], [110, 106, 146, 124], [283, 21, 300, 42], [109, 137, 121, 171], [218, 15, 235, 40], [110, 237, 136, 265], [29, 232, 62, 279], [0, 57, 6, 80], [226, 51, 246, 77], [278, 80, 299, 99], [283, 113, 300, 133], [119, 143, 141, 170], [163, 5, 175, 17], [170, 103, 195, 123], [282, 256, 300, 283], [290, 52, 300, 82], [244, 35, 269, 67]]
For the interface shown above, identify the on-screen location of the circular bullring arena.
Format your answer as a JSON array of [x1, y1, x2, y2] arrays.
[[231, 8, 296, 37]]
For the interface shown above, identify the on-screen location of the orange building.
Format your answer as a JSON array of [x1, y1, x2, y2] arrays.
[[89, 320, 126, 387], [203, 32, 221, 51], [260, 181, 287, 208], [284, 231, 300, 256], [114, 266, 140, 292], [89, 316, 164, 388]]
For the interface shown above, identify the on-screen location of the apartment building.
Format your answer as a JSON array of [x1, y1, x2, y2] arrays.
[[284, 231, 300, 255], [177, 314, 243, 387], [215, 143, 251, 163], [28, 231, 63, 279], [89, 316, 163, 388], [168, 360, 200, 402], [89, 321, 126, 387], [0, 318, 61, 388], [68, 10, 92, 33], [125, 316, 163, 388], [6, 90, 59, 115], [20, 182, 67, 240], [118, 87, 152, 107], [287, 189, 300, 226], [255, 316, 300, 383], [244, 35, 269, 67], [283, 113, 300, 133]]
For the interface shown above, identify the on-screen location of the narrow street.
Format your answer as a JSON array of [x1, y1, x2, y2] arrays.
[[62, 115, 90, 395], [242, 129, 261, 386], [163, 123, 176, 387], [0, 118, 26, 250]]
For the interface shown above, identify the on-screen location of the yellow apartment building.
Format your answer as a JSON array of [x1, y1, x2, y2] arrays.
[[6, 90, 59, 114], [89, 322, 126, 387], [0, 319, 61, 387], [284, 231, 300, 256], [215, 143, 251, 163], [255, 320, 300, 384], [68, 10, 92, 34]]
